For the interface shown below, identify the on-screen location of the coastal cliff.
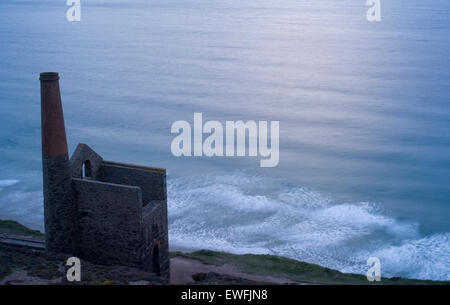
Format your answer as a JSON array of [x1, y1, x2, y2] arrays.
[[0, 220, 447, 285]]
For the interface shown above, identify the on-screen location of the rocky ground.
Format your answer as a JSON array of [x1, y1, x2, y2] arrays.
[[171, 255, 297, 285], [0, 243, 164, 285]]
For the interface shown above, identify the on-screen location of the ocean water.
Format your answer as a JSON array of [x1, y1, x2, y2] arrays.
[[0, 0, 449, 280]]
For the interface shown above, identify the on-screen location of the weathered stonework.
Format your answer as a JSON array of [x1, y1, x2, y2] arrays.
[[40, 72, 170, 282]]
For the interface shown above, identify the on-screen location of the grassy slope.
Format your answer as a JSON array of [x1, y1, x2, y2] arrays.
[[171, 250, 449, 285], [0, 220, 44, 238]]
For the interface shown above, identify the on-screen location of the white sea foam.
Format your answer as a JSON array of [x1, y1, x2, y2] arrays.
[[168, 172, 449, 281], [367, 233, 450, 281]]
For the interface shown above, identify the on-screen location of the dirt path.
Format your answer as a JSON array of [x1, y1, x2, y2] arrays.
[[170, 256, 299, 285]]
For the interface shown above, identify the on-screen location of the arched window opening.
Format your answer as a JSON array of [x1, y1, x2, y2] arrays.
[[82, 160, 92, 179], [153, 244, 160, 276]]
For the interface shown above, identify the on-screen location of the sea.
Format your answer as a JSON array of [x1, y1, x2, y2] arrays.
[[0, 0, 449, 280]]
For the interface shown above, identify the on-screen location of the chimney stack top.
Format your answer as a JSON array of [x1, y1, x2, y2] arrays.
[[40, 72, 60, 81]]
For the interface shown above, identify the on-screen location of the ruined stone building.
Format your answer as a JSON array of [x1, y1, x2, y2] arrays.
[[40, 72, 169, 281]]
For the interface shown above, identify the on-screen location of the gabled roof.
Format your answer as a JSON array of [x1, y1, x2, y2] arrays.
[[69, 143, 103, 179]]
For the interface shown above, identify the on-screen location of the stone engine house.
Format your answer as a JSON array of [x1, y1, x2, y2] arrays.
[[40, 72, 169, 281]]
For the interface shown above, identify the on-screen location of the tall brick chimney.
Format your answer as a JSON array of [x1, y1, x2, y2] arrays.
[[40, 72, 77, 253]]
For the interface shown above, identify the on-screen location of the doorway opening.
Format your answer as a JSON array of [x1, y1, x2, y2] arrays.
[[153, 244, 160, 276]]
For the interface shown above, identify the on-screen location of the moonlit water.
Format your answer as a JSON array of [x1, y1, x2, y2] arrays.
[[0, 0, 449, 280]]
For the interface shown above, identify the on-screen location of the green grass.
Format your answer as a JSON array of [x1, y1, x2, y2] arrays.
[[0, 220, 44, 238], [171, 250, 449, 285]]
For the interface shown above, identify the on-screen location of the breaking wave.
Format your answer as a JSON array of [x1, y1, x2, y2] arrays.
[[168, 171, 450, 281]]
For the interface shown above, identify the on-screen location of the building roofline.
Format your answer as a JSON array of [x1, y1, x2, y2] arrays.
[[102, 160, 166, 174]]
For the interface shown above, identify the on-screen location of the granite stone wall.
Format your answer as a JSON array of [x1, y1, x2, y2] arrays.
[[99, 162, 166, 204], [69, 143, 103, 180], [73, 178, 144, 267], [142, 200, 170, 280], [42, 154, 78, 254]]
